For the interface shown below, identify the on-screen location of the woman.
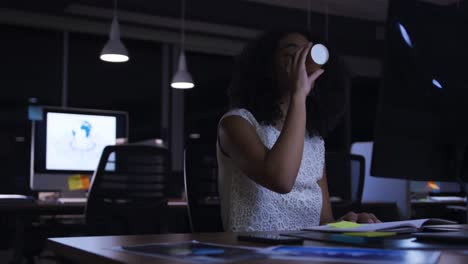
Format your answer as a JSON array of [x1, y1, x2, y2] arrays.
[[216, 31, 380, 232]]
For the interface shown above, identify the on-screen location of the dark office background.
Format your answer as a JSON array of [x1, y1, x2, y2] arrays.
[[0, 0, 386, 196], [2, 2, 468, 263]]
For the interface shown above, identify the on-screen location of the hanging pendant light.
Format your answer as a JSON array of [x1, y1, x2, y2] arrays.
[[100, 0, 129, 63], [171, 50, 194, 89], [171, 0, 194, 89]]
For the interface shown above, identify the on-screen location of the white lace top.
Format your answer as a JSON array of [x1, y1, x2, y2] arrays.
[[216, 108, 325, 232]]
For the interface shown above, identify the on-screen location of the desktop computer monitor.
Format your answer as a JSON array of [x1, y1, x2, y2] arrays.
[[30, 106, 128, 192], [371, 0, 468, 182]]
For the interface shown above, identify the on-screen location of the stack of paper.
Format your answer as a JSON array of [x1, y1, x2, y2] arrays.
[[304, 219, 456, 233]]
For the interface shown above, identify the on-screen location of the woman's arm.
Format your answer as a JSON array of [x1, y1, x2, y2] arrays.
[[219, 95, 306, 194], [219, 44, 324, 194]]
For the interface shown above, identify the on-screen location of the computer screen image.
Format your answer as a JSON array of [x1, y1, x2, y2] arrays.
[[30, 107, 128, 191], [46, 112, 116, 171]]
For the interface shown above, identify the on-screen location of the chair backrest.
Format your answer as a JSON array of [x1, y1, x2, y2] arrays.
[[325, 152, 365, 204], [350, 154, 365, 204], [184, 142, 223, 232], [85, 145, 171, 236]]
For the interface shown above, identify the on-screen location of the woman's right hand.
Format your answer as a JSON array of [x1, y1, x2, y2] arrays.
[[287, 43, 325, 99]]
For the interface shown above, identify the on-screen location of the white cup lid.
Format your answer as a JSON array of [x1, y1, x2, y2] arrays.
[[311, 44, 329, 65]]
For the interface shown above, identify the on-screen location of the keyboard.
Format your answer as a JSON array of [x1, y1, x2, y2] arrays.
[[0, 194, 34, 204]]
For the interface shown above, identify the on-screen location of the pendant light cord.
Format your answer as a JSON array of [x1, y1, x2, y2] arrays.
[[114, 0, 117, 19], [325, 0, 329, 42], [307, 0, 311, 31], [181, 0, 186, 51]]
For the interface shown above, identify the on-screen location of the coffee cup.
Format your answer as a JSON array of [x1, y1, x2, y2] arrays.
[[306, 43, 329, 75]]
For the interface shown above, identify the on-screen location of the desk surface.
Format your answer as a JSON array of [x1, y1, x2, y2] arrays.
[[0, 199, 188, 215], [47, 232, 468, 264], [0, 201, 85, 215], [0, 199, 393, 215]]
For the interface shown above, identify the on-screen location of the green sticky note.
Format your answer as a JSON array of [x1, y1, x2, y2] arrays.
[[327, 221, 362, 229], [343, 232, 396, 237]]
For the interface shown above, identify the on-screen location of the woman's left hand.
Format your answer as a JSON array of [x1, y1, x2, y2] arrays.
[[339, 211, 381, 223]]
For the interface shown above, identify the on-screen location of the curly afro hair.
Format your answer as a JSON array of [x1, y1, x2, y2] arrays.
[[228, 30, 348, 138]]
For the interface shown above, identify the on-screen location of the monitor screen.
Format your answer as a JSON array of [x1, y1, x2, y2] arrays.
[[45, 112, 117, 171], [32, 107, 128, 175], [371, 0, 468, 181]]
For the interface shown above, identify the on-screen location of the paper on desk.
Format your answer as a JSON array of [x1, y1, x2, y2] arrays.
[[266, 246, 440, 264], [304, 219, 456, 233], [327, 221, 362, 229], [429, 196, 466, 202], [115, 240, 267, 264], [115, 240, 441, 264]]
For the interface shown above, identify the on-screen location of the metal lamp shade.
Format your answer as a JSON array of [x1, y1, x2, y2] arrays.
[[171, 51, 194, 89], [100, 16, 129, 63]]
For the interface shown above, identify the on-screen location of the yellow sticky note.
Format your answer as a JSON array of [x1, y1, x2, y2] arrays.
[[343, 232, 396, 237], [327, 221, 362, 229], [68, 175, 90, 191]]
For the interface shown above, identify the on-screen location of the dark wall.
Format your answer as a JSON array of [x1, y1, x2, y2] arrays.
[[184, 52, 233, 144], [1, 25, 62, 105], [1, 25, 62, 193], [68, 33, 162, 142], [0, 25, 164, 193]]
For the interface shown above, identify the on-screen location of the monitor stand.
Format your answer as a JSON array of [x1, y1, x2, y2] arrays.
[[30, 120, 90, 200], [31, 173, 90, 194]]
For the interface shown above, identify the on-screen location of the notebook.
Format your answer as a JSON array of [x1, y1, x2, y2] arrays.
[[303, 219, 456, 233]]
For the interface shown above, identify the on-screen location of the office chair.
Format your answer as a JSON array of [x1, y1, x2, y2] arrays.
[[350, 154, 366, 204], [184, 142, 223, 232], [325, 152, 365, 218], [85, 145, 171, 236]]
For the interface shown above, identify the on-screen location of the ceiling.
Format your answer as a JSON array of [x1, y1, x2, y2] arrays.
[[1, 0, 464, 57], [244, 0, 463, 21]]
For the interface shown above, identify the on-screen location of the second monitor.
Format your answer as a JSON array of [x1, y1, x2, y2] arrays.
[[371, 0, 468, 182], [30, 106, 128, 193]]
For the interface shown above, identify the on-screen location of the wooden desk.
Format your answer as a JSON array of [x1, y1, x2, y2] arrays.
[[0, 199, 187, 213], [0, 201, 85, 215], [47, 232, 468, 264]]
